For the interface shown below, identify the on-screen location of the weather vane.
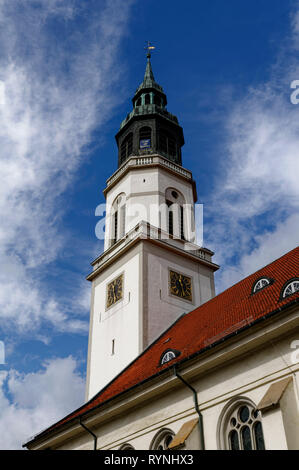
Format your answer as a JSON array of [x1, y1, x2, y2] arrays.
[[144, 40, 155, 58]]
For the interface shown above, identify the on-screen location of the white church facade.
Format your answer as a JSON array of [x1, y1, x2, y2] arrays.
[[24, 53, 299, 451]]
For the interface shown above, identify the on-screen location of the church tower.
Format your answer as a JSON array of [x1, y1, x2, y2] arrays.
[[85, 49, 219, 400]]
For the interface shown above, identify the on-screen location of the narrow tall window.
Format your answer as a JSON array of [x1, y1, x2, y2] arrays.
[[159, 131, 167, 153], [145, 93, 150, 105], [120, 205, 126, 239], [111, 339, 115, 355], [168, 136, 176, 157], [120, 133, 133, 163], [180, 206, 185, 240], [113, 210, 118, 244], [166, 200, 173, 236], [154, 94, 161, 106], [158, 130, 177, 160]]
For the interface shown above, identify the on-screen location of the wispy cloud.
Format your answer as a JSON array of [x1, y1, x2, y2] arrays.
[[0, 356, 85, 449], [0, 0, 134, 334], [206, 2, 299, 291]]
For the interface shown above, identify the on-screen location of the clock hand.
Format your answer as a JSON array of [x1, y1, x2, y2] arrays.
[[179, 276, 184, 293]]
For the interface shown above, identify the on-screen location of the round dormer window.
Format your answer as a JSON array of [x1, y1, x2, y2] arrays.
[[252, 277, 273, 294], [281, 279, 299, 299]]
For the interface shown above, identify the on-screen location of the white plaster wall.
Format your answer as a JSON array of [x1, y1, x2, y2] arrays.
[[86, 247, 142, 399], [104, 164, 196, 251], [144, 243, 215, 345], [55, 327, 299, 451]]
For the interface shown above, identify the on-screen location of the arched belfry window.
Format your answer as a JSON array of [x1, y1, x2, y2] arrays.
[[218, 398, 265, 450], [111, 193, 126, 246], [144, 93, 150, 105], [120, 133, 133, 164], [154, 94, 162, 106], [139, 126, 152, 150], [165, 188, 185, 240]]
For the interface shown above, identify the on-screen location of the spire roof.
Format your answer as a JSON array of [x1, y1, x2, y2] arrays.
[[135, 55, 164, 96]]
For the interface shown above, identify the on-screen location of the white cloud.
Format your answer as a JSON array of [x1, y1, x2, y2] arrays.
[[0, 357, 85, 450], [0, 0, 134, 334], [205, 5, 299, 292]]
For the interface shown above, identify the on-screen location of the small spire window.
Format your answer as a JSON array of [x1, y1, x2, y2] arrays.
[[154, 94, 161, 106]]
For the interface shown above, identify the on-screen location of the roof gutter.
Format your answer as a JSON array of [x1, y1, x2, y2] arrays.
[[79, 417, 97, 451], [173, 365, 205, 450]]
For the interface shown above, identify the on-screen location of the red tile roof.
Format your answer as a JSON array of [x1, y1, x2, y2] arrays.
[[27, 246, 299, 444]]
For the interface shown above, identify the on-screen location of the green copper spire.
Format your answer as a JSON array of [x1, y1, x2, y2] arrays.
[[144, 54, 155, 82], [116, 43, 184, 167], [135, 43, 164, 96]]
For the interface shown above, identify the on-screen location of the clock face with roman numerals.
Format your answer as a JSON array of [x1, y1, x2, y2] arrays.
[[169, 270, 192, 302], [106, 274, 124, 309]]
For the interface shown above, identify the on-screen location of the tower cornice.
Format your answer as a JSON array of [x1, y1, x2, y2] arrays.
[[103, 153, 197, 203], [86, 221, 218, 282]]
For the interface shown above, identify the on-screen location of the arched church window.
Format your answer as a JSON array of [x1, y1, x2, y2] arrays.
[[281, 278, 299, 299], [165, 188, 186, 240], [120, 133, 133, 164], [252, 277, 273, 294], [144, 93, 150, 105], [150, 428, 175, 450], [111, 193, 126, 246], [139, 126, 152, 150], [218, 399, 265, 450]]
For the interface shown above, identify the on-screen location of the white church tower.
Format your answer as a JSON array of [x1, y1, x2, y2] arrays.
[[85, 49, 219, 400]]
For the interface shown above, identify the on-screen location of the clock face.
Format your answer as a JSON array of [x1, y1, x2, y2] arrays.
[[169, 270, 192, 302], [106, 274, 124, 309]]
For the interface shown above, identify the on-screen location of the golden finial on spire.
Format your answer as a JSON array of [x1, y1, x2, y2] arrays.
[[144, 40, 155, 58]]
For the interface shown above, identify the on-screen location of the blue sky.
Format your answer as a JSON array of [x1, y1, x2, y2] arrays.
[[0, 0, 298, 449]]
